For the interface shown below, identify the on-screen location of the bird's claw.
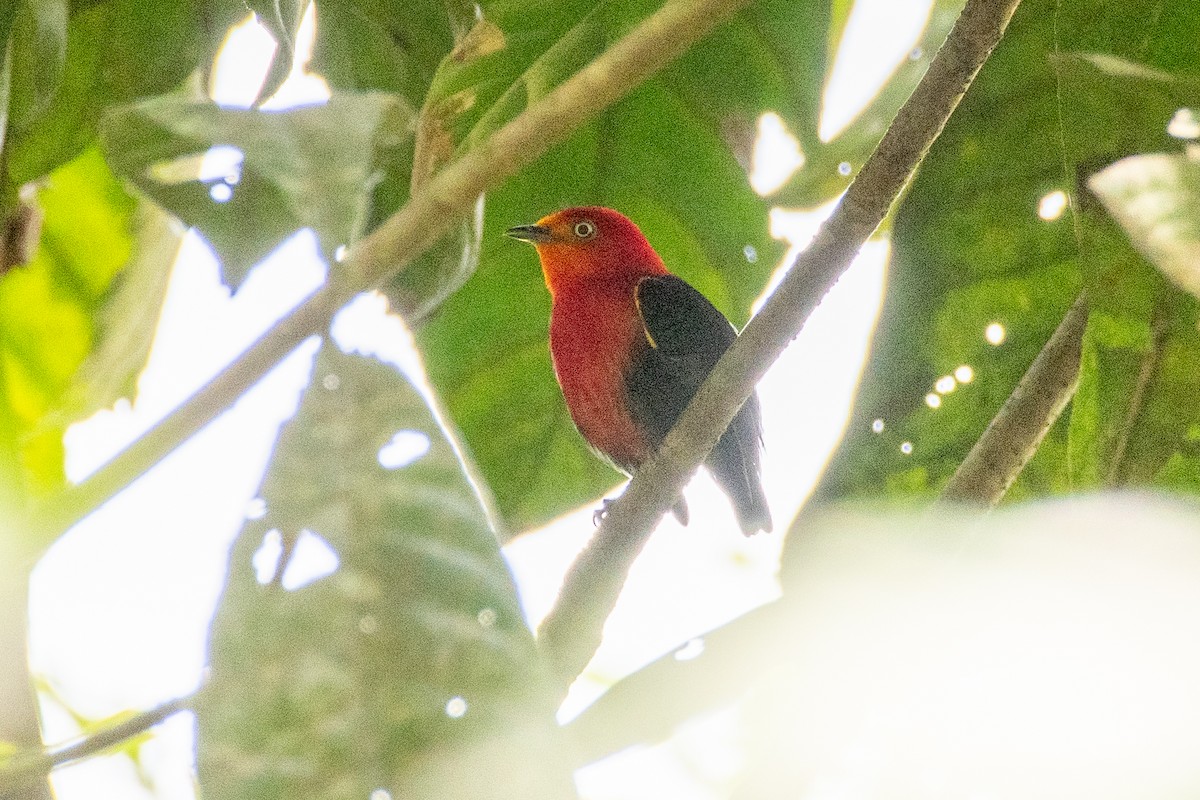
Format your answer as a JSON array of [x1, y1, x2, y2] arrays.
[[592, 498, 614, 527]]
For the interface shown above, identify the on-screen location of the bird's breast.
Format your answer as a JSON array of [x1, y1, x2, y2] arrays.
[[549, 284, 651, 471]]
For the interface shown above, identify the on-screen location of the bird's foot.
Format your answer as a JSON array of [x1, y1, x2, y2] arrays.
[[592, 498, 614, 527]]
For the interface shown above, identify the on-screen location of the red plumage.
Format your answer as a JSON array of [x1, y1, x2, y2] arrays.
[[506, 206, 771, 536]]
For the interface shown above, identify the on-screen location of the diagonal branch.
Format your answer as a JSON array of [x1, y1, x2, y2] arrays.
[[34, 0, 756, 543], [536, 0, 1027, 688], [941, 292, 1088, 505]]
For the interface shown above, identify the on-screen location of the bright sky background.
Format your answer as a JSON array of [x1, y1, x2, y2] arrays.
[[27, 1, 937, 797]]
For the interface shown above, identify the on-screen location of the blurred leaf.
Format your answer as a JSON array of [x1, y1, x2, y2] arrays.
[[754, 496, 1200, 796], [412, 0, 824, 531], [69, 203, 178, 416], [312, 0, 455, 102], [310, 1, 484, 324], [823, 0, 1200, 504], [571, 494, 1200, 786], [0, 42, 10, 163], [0, 2, 16, 53], [0, 148, 134, 508], [244, 0, 303, 57], [566, 600, 782, 764], [388, 197, 485, 325], [100, 91, 412, 286], [7, 0, 67, 131], [1067, 153, 1200, 489], [5, 0, 245, 185], [241, 1, 302, 104], [1090, 153, 1200, 300], [198, 343, 569, 800]]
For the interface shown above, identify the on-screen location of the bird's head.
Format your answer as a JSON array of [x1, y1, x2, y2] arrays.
[[506, 206, 667, 293]]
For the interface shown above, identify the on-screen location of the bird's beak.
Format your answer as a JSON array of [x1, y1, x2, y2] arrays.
[[505, 224, 553, 244]]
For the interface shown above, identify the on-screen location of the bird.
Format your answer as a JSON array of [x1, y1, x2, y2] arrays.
[[506, 206, 771, 536]]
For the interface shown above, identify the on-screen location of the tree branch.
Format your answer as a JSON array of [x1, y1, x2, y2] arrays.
[[0, 570, 49, 800], [940, 292, 1088, 505], [537, 0, 1026, 688], [0, 696, 190, 792], [35, 0, 755, 542]]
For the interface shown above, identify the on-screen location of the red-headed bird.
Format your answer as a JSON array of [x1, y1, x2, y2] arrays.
[[506, 206, 771, 536]]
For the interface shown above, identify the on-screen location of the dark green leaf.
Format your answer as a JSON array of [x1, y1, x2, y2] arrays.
[[312, 0, 454, 103], [310, 1, 482, 324], [6, 0, 244, 185], [1066, 152, 1200, 490], [101, 92, 413, 286], [198, 343, 568, 800], [7, 0, 68, 131]]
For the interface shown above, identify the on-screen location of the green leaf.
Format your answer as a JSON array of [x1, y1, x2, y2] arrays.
[[7, 0, 67, 131], [312, 0, 454, 103], [0, 148, 135, 507], [0, 1, 16, 54], [1065, 152, 1200, 490], [6, 0, 245, 185], [100, 91, 413, 286], [412, 0, 822, 531], [308, 1, 483, 324], [198, 343, 568, 800], [823, 0, 1200, 504]]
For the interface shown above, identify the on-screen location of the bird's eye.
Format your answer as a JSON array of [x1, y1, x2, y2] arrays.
[[573, 220, 597, 240]]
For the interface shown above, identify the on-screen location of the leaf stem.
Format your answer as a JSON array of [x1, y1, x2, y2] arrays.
[[35, 0, 756, 542], [537, 0, 1027, 689]]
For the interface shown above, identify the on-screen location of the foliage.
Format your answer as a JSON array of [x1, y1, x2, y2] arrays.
[[2, 0, 1200, 797], [199, 343, 564, 798], [0, 149, 146, 506], [824, 0, 1200, 504]]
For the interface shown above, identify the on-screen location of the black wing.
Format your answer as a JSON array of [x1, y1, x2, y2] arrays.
[[626, 275, 771, 534]]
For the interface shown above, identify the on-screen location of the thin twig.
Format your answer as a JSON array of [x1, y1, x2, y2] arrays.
[[1105, 305, 1167, 487], [0, 696, 190, 792], [537, 0, 1027, 688], [941, 293, 1089, 505], [34, 0, 755, 543]]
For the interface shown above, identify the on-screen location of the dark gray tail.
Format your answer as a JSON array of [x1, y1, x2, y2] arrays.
[[709, 395, 772, 536]]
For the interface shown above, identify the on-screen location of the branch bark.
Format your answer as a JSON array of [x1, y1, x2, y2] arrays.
[[537, 0, 1026, 688], [0, 570, 49, 800], [35, 0, 755, 542], [941, 292, 1088, 505]]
